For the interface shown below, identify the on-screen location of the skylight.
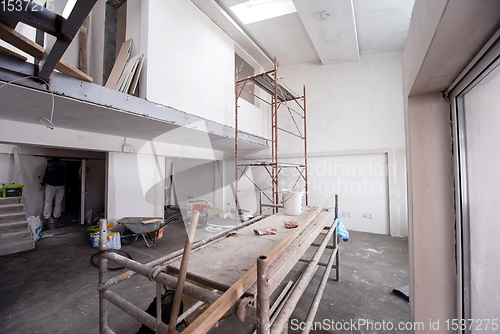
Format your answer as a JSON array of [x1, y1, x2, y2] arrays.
[[230, 0, 297, 25]]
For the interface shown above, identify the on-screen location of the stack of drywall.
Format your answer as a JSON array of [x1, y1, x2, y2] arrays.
[[105, 38, 145, 95]]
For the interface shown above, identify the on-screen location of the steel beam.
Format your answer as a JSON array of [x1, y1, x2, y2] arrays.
[[38, 0, 98, 80], [0, 1, 62, 37]]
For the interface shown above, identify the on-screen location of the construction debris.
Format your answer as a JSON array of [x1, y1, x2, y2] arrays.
[[284, 220, 298, 229], [253, 227, 277, 236]]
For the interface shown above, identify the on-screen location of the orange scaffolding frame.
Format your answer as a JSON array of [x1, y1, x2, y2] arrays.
[[235, 58, 308, 215]]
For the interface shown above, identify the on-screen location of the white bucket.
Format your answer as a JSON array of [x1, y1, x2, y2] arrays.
[[282, 189, 304, 216]]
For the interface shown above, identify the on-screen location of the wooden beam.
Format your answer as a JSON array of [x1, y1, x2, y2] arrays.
[[0, 21, 93, 82], [0, 45, 27, 61], [182, 201, 328, 334], [78, 16, 89, 74]]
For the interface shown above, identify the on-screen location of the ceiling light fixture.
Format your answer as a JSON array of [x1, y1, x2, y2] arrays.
[[230, 0, 297, 25], [320, 11, 331, 20]]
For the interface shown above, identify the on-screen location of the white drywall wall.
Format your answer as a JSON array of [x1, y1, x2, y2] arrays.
[[144, 0, 235, 127], [405, 93, 456, 327], [256, 52, 408, 236], [0, 119, 224, 161], [463, 66, 500, 322], [285, 154, 389, 234], [278, 52, 405, 153], [107, 152, 165, 223], [165, 158, 216, 217]]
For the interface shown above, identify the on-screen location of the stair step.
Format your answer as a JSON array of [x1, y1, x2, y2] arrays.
[[0, 197, 22, 205], [0, 230, 33, 244], [0, 239, 35, 256], [0, 220, 30, 233], [0, 203, 24, 214], [0, 212, 25, 223]]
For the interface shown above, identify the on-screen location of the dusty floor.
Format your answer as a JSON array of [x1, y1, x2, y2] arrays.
[[0, 218, 409, 334]]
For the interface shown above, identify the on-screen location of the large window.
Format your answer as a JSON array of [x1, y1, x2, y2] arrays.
[[450, 30, 500, 332]]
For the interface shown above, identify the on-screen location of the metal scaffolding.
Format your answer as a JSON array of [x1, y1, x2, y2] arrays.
[[235, 58, 308, 214]]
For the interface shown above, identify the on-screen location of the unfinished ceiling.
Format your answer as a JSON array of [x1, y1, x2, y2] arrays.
[[215, 0, 415, 65]]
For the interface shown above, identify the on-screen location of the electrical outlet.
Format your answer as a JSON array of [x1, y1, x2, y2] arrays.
[[341, 212, 350, 218], [363, 213, 372, 219]]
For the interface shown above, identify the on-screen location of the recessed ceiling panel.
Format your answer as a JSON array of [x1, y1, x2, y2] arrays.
[[353, 0, 415, 55], [243, 12, 319, 64], [294, 0, 360, 64]]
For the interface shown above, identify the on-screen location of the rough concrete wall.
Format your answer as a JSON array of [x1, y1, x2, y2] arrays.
[[406, 93, 456, 325]]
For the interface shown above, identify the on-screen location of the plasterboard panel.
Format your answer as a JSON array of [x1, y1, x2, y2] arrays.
[[294, 0, 360, 64]]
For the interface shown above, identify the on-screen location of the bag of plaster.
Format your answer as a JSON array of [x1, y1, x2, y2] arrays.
[[27, 216, 42, 242]]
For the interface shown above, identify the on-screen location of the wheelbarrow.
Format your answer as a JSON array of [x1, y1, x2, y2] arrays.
[[118, 214, 180, 247]]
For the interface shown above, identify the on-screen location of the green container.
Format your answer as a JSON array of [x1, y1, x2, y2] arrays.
[[2, 185, 23, 198]]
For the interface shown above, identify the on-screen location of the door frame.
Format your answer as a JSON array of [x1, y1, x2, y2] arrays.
[[446, 28, 500, 331]]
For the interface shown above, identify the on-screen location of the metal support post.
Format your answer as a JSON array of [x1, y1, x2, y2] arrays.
[[168, 211, 200, 334], [257, 256, 270, 334], [300, 223, 339, 334], [270, 218, 336, 334], [99, 218, 110, 333]]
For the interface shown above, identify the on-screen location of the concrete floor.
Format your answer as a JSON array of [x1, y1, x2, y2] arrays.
[[0, 218, 409, 334]]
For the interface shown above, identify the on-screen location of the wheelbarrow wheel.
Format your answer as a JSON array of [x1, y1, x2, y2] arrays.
[[121, 229, 138, 245]]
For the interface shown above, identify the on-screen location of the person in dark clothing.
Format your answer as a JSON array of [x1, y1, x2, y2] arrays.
[[42, 157, 66, 224]]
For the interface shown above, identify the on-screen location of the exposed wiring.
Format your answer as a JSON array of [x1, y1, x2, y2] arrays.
[[0, 75, 55, 130], [120, 137, 135, 154]]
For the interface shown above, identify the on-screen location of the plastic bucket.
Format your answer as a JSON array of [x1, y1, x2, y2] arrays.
[[282, 189, 304, 216]]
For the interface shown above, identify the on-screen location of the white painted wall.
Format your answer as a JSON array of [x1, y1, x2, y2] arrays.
[[144, 0, 234, 127], [463, 65, 500, 324], [242, 52, 408, 236], [166, 158, 217, 219], [107, 152, 165, 223], [278, 52, 406, 153], [0, 119, 224, 161]]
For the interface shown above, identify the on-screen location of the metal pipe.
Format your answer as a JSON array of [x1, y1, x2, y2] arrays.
[[257, 256, 270, 334], [335, 195, 339, 281], [156, 283, 162, 327], [261, 204, 284, 208], [177, 300, 204, 325], [270, 219, 337, 334], [269, 266, 320, 330], [101, 252, 220, 306], [99, 218, 109, 333], [102, 215, 263, 288], [303, 85, 308, 206], [235, 68, 240, 224], [168, 211, 200, 334], [253, 281, 293, 334], [274, 57, 279, 214], [301, 245, 339, 334], [102, 290, 170, 334]]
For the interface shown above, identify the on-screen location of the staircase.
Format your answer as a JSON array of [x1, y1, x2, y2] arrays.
[[0, 197, 35, 256]]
